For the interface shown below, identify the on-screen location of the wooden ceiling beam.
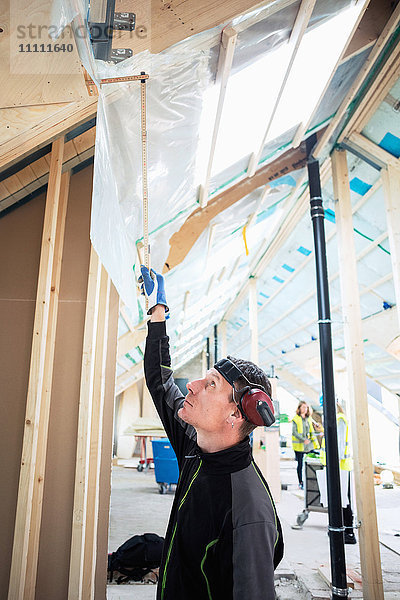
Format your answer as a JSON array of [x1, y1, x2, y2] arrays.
[[340, 0, 397, 63], [198, 26, 238, 208], [117, 326, 147, 358], [164, 138, 311, 272], [116, 362, 144, 395]]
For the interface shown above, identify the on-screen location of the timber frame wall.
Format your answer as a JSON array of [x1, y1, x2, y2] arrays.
[[0, 154, 118, 599]]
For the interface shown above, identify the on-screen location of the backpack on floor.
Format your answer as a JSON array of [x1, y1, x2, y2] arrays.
[[108, 533, 164, 584]]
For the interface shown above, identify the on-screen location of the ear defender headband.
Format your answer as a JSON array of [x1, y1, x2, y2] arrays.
[[214, 358, 275, 427]]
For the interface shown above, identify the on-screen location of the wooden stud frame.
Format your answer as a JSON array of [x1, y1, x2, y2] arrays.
[[332, 148, 384, 600], [67, 249, 113, 600], [116, 363, 144, 396], [381, 165, 400, 330], [82, 265, 111, 598], [8, 137, 66, 600], [199, 26, 238, 208], [346, 132, 400, 169], [117, 326, 147, 358], [68, 248, 102, 599]]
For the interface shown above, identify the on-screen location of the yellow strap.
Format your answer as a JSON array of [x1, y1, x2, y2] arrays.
[[242, 225, 249, 256]]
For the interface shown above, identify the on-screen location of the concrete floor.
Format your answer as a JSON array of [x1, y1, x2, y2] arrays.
[[107, 458, 400, 599]]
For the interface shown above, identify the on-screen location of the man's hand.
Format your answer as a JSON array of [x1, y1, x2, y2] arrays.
[[138, 266, 169, 315]]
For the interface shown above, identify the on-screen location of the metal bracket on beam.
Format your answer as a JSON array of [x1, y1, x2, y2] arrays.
[[113, 12, 135, 31], [339, 141, 382, 172], [111, 48, 133, 63]]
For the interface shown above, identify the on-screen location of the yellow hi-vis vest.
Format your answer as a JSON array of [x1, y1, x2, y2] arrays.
[[320, 413, 352, 471], [292, 414, 318, 452]]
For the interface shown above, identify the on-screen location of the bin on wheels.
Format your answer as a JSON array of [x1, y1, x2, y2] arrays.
[[292, 455, 327, 529], [151, 439, 179, 494]]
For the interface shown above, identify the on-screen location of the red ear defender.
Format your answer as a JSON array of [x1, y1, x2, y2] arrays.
[[214, 358, 276, 427], [240, 388, 275, 427]]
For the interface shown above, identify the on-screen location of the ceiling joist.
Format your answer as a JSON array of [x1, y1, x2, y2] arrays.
[[198, 26, 238, 208], [247, 0, 317, 176], [165, 138, 311, 272]]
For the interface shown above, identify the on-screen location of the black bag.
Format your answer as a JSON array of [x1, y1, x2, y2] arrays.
[[108, 533, 164, 584]]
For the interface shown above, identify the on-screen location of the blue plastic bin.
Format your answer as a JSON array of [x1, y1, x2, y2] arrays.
[[151, 439, 179, 494]]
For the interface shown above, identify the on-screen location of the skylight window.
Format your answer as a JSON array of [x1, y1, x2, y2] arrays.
[[196, 3, 364, 181]]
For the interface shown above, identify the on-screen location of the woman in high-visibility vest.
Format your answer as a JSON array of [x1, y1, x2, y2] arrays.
[[292, 401, 319, 489], [320, 403, 356, 544]]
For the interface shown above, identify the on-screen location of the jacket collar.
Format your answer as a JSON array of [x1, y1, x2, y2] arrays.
[[194, 436, 252, 474]]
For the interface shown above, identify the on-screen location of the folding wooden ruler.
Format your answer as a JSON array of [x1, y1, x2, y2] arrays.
[[93, 72, 151, 306]]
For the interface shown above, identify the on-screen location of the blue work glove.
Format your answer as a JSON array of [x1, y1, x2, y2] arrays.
[[138, 266, 169, 315]]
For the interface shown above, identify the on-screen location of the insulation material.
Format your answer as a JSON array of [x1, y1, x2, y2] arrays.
[[309, 46, 373, 131], [361, 78, 400, 151], [373, 279, 396, 306], [164, 174, 297, 364]]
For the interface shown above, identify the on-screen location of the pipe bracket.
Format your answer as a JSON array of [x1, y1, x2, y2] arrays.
[[331, 585, 350, 597]]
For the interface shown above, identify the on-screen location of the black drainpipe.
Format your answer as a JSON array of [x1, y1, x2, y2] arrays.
[[306, 133, 348, 600], [214, 324, 218, 364]]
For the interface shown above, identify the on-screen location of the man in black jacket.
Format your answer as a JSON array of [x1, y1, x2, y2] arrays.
[[140, 266, 284, 600]]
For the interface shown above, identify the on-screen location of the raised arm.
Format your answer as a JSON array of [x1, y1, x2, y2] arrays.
[[140, 267, 195, 462]]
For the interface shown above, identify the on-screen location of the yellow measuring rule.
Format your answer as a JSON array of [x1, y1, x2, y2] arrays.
[[98, 71, 150, 307]]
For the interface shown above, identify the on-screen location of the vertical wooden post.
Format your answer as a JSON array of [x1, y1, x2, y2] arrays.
[[332, 148, 384, 600], [381, 165, 400, 330], [82, 266, 110, 598], [8, 137, 65, 600], [252, 377, 281, 502], [249, 277, 259, 364], [24, 171, 71, 598], [68, 248, 102, 600]]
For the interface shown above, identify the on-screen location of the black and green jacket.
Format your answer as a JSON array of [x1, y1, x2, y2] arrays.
[[145, 321, 284, 600]]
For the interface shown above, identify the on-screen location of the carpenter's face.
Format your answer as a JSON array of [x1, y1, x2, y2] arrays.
[[178, 369, 234, 433]]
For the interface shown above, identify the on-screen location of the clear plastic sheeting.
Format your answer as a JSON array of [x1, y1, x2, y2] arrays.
[[92, 47, 211, 312], [50, 0, 82, 41], [163, 173, 299, 367], [48, 0, 361, 323], [230, 0, 354, 75]]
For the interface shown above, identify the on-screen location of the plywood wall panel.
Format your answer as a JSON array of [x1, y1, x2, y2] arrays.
[[0, 1, 87, 108], [0, 193, 45, 596]]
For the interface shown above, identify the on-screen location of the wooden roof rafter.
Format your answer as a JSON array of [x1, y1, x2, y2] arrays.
[[246, 0, 317, 178]]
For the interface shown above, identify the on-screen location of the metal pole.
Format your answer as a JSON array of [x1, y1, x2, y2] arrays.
[[206, 337, 210, 370], [214, 324, 218, 363], [306, 134, 348, 600]]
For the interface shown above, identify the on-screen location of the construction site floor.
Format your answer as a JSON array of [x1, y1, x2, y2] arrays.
[[107, 458, 400, 599]]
